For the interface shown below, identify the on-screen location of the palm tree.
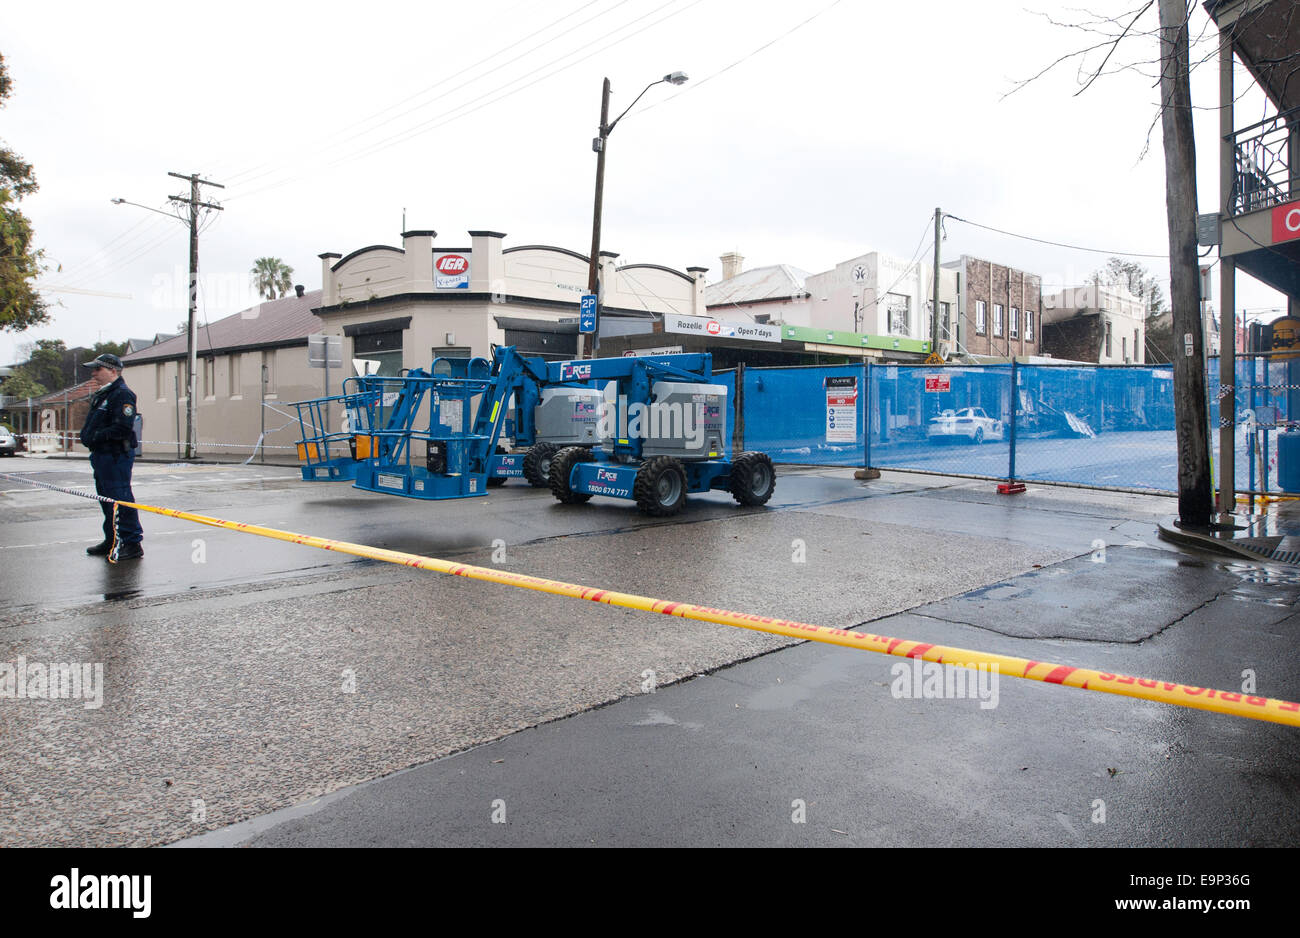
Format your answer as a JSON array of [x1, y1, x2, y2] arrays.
[[250, 257, 295, 300]]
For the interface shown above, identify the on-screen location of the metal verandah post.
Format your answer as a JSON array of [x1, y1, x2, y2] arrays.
[[864, 361, 872, 468], [733, 361, 745, 454], [1008, 359, 1018, 482]]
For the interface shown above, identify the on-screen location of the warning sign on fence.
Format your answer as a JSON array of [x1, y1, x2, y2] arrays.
[[924, 373, 951, 392], [825, 376, 858, 443]]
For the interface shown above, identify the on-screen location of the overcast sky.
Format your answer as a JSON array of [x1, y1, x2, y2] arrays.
[[1, 0, 1287, 367]]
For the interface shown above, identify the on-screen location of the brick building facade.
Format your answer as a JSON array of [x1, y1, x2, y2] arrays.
[[943, 255, 1043, 359]]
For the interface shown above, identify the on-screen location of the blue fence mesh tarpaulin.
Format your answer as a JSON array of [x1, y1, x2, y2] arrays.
[[740, 365, 865, 466], [869, 364, 1012, 478], [1208, 355, 1299, 494], [735, 359, 1300, 494], [1015, 365, 1177, 491]]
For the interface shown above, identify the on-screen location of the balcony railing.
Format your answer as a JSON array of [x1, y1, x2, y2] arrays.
[[1230, 106, 1299, 216]]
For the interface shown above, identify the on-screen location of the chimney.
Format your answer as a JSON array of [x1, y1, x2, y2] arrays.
[[720, 252, 744, 281], [402, 230, 437, 287], [686, 267, 709, 316], [318, 253, 342, 305], [294, 284, 305, 298]]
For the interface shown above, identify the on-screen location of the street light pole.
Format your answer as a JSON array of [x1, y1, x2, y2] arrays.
[[585, 71, 688, 359], [585, 78, 612, 360]]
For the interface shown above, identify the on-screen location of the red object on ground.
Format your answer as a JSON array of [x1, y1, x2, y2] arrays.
[[997, 482, 1026, 495]]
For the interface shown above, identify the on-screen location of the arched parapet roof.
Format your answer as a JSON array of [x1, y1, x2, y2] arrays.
[[332, 244, 405, 271], [616, 263, 693, 283], [502, 244, 590, 264]]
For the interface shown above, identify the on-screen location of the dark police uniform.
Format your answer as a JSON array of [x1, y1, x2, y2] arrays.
[[80, 372, 143, 557]]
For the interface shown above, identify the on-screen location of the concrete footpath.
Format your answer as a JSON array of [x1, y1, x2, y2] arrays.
[[148, 472, 1300, 849]]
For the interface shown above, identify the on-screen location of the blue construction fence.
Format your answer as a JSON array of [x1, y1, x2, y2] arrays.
[[1208, 355, 1300, 495], [721, 357, 1300, 495]]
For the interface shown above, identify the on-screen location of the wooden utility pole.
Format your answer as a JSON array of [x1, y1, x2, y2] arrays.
[[167, 171, 224, 459], [1157, 0, 1212, 528]]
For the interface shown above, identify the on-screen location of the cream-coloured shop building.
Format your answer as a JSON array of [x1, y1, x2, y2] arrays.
[[121, 229, 710, 459]]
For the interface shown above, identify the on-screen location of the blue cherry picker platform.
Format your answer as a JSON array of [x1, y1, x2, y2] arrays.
[[292, 346, 774, 515], [290, 349, 602, 489]]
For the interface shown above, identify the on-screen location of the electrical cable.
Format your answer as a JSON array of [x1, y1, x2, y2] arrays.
[[639, 0, 846, 114], [212, 0, 626, 186], [945, 214, 1169, 258], [226, 0, 706, 203]]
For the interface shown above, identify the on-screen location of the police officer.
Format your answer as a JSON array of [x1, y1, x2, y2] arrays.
[[80, 353, 144, 561]]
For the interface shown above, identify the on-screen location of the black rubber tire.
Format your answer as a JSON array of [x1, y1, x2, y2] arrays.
[[486, 445, 508, 487], [549, 446, 594, 504], [523, 442, 560, 488], [634, 456, 688, 516], [973, 428, 985, 445], [729, 451, 776, 507]]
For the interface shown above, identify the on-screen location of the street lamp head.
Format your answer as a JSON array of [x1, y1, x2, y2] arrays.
[[664, 71, 689, 85], [111, 198, 124, 204]]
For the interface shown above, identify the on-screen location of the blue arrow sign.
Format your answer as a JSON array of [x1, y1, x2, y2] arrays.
[[580, 294, 597, 334]]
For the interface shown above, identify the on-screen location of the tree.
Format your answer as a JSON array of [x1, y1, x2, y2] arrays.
[[91, 339, 127, 358], [1, 369, 46, 400], [250, 257, 294, 300], [0, 337, 65, 400], [1093, 257, 1167, 319], [0, 52, 49, 332], [18, 338, 68, 389]]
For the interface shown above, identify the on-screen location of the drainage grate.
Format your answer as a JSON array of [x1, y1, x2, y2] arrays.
[[1272, 537, 1300, 565], [1231, 536, 1300, 565]]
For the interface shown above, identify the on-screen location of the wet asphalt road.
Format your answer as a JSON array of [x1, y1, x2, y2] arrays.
[[1, 456, 1297, 847]]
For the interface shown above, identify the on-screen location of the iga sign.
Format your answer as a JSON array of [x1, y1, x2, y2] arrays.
[[664, 314, 781, 343], [435, 253, 470, 289], [1272, 201, 1300, 244]]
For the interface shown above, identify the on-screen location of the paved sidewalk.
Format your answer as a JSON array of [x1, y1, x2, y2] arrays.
[[1158, 497, 1300, 565]]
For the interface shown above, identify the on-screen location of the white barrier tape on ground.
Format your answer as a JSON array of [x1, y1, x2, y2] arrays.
[[14, 434, 296, 451], [3, 470, 1299, 728]]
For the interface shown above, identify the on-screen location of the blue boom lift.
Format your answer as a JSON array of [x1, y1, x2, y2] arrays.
[[542, 353, 775, 516]]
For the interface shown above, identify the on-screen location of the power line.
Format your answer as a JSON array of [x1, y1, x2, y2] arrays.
[[219, 0, 637, 191], [945, 213, 1169, 258], [50, 2, 663, 284], [212, 0, 619, 186], [40, 211, 174, 287], [226, 0, 705, 203], [640, 0, 846, 114], [308, 0, 698, 175]]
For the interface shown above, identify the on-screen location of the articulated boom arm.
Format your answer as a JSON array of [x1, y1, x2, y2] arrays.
[[468, 347, 539, 457]]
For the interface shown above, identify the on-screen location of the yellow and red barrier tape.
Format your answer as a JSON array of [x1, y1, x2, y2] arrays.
[[5, 471, 1299, 727]]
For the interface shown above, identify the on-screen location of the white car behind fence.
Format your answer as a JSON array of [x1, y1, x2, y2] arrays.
[[926, 407, 1004, 444]]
